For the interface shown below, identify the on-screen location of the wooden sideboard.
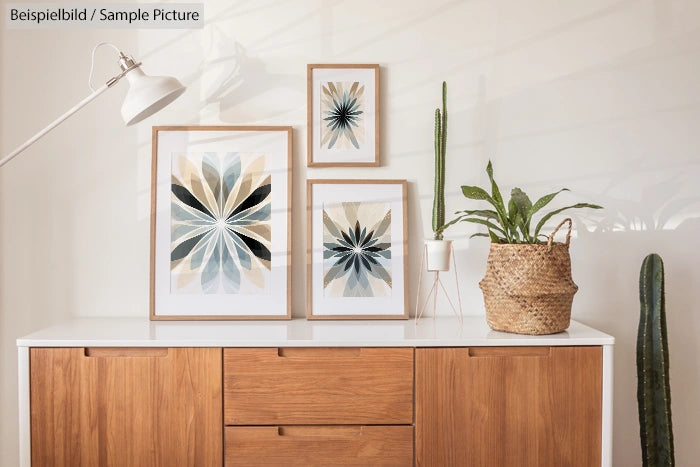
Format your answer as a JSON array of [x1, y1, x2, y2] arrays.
[[17, 317, 614, 466]]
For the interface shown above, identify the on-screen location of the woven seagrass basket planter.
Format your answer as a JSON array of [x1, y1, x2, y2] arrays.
[[479, 218, 578, 335]]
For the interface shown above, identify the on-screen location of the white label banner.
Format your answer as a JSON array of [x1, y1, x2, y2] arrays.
[[6, 3, 203, 29]]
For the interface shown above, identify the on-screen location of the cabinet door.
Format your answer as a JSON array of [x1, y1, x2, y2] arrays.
[[30, 347, 222, 467], [416, 346, 602, 467]]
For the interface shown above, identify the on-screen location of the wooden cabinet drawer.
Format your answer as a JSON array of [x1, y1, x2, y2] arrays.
[[224, 347, 413, 425], [225, 425, 413, 466]]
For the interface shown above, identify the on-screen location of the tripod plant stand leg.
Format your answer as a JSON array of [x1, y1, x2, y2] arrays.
[[415, 243, 463, 324]]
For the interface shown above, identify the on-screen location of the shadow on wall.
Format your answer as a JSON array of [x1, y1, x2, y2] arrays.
[[194, 28, 304, 122], [593, 163, 700, 232], [572, 161, 700, 465]]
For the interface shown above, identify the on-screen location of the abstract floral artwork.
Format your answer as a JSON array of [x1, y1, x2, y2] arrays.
[[307, 64, 379, 167], [323, 201, 391, 297], [170, 152, 271, 294], [151, 126, 291, 320], [307, 180, 408, 319], [320, 82, 365, 150]]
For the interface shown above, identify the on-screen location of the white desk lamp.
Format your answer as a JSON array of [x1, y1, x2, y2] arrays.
[[0, 42, 186, 168]]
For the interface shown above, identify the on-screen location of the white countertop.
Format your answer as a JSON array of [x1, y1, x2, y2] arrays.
[[17, 316, 614, 347]]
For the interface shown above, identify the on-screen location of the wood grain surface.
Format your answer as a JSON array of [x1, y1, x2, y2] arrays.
[[224, 347, 414, 425], [225, 425, 413, 466], [415, 346, 602, 467], [30, 347, 222, 467]]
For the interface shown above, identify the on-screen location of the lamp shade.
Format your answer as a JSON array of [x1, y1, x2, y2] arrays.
[[120, 67, 186, 125]]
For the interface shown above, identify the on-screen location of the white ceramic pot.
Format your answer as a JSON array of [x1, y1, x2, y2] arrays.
[[425, 239, 452, 271]]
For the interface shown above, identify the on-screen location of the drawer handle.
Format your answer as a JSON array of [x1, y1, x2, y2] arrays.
[[276, 426, 363, 437], [468, 347, 550, 358], [276, 347, 362, 358], [84, 347, 168, 358]]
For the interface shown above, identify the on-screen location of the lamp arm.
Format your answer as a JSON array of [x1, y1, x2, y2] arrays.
[[1, 43, 184, 169], [0, 81, 115, 169]]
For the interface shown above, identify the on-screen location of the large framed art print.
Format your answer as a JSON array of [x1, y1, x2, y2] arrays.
[[307, 179, 408, 319], [307, 64, 380, 167], [150, 126, 292, 320]]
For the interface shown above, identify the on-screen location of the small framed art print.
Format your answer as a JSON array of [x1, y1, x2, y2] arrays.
[[150, 126, 292, 320], [307, 179, 408, 319], [307, 64, 380, 167]]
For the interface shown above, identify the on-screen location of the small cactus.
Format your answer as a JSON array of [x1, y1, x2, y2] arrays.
[[637, 253, 674, 466], [432, 81, 447, 240]]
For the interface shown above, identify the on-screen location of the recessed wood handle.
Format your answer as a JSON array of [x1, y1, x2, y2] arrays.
[[276, 347, 362, 358], [468, 347, 550, 358], [84, 347, 169, 358], [276, 426, 363, 437]]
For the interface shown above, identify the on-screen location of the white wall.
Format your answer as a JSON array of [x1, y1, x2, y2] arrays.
[[2, 0, 699, 465]]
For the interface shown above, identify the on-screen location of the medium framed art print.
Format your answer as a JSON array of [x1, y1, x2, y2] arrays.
[[307, 64, 379, 167], [307, 179, 408, 319], [150, 126, 292, 320]]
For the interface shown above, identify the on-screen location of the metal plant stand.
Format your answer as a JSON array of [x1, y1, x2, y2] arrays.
[[415, 243, 463, 324]]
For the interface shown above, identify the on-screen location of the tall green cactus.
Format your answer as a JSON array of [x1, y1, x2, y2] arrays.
[[432, 81, 447, 240], [637, 253, 674, 467]]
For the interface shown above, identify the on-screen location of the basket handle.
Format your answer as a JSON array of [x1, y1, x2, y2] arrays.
[[547, 218, 573, 247]]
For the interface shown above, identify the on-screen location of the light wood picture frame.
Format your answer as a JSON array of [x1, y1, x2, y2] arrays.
[[307, 64, 380, 167], [307, 179, 408, 319], [150, 126, 292, 320]]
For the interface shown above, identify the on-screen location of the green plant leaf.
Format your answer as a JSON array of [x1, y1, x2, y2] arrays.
[[533, 203, 604, 238], [529, 188, 569, 221], [488, 229, 503, 243], [508, 197, 518, 224], [434, 215, 464, 237], [485, 161, 510, 237], [508, 198, 520, 243], [515, 212, 532, 243], [507, 198, 529, 242], [469, 232, 491, 239], [454, 209, 499, 219], [461, 185, 494, 202], [511, 188, 532, 211], [459, 217, 506, 235], [511, 187, 533, 229], [486, 161, 501, 203], [460, 186, 509, 242], [510, 227, 522, 243]]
